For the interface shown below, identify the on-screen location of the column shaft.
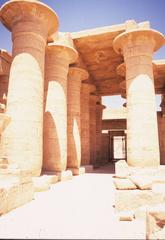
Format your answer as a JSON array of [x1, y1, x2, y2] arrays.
[[0, 1, 58, 176], [89, 94, 97, 165], [95, 103, 105, 166], [113, 29, 165, 167], [43, 37, 78, 173], [81, 83, 90, 165], [67, 67, 88, 172]]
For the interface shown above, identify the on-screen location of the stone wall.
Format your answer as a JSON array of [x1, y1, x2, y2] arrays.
[[102, 113, 165, 165]]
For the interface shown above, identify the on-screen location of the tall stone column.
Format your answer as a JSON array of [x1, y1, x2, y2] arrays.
[[43, 33, 78, 177], [0, 50, 11, 108], [89, 94, 97, 165], [80, 82, 95, 166], [0, 0, 58, 176], [95, 102, 106, 167], [113, 28, 164, 167], [67, 67, 89, 175], [160, 94, 165, 117]]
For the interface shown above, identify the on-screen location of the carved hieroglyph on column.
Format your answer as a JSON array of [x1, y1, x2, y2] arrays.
[[113, 28, 165, 167], [43, 33, 78, 173], [89, 94, 97, 165], [0, 0, 58, 176], [67, 67, 89, 175], [95, 102, 106, 167]]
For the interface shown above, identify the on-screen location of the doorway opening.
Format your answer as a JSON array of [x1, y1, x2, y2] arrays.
[[109, 130, 126, 162]]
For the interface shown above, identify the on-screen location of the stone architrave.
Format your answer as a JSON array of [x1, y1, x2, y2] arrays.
[[67, 67, 89, 175], [95, 103, 106, 167], [0, 0, 59, 176], [43, 33, 78, 174], [113, 28, 165, 167], [89, 94, 97, 165]]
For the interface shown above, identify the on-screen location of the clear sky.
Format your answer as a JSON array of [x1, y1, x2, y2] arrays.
[[0, 0, 164, 108]]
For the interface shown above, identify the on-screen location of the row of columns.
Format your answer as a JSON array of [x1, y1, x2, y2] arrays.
[[0, 0, 104, 176]]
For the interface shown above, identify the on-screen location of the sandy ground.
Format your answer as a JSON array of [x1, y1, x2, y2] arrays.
[[0, 163, 145, 239]]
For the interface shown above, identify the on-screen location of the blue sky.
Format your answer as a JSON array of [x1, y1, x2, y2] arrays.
[[0, 0, 164, 108]]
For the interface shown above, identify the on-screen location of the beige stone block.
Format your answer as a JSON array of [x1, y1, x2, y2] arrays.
[[115, 189, 164, 212], [113, 178, 137, 190], [117, 210, 135, 221], [146, 204, 165, 240], [0, 179, 34, 215], [32, 176, 51, 192], [67, 167, 85, 176], [115, 160, 130, 178], [41, 174, 58, 184], [134, 205, 149, 220], [55, 170, 73, 181], [129, 175, 153, 190]]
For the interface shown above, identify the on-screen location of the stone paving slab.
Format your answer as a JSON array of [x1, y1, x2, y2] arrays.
[[0, 164, 145, 239]]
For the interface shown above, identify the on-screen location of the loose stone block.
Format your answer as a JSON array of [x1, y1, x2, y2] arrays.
[[56, 170, 73, 181], [117, 210, 135, 221], [115, 160, 130, 178], [67, 167, 85, 176], [113, 178, 137, 190], [0, 177, 34, 215], [129, 175, 153, 190], [115, 189, 164, 212], [146, 204, 165, 240], [32, 176, 51, 192]]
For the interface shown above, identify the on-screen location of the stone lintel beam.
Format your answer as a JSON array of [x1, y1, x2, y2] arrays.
[[67, 67, 89, 174], [43, 35, 78, 173], [113, 29, 165, 167]]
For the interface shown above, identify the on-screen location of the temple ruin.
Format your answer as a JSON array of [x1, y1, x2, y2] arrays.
[[0, 0, 165, 238]]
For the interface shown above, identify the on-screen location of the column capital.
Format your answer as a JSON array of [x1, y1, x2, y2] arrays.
[[47, 33, 78, 64], [117, 62, 158, 77], [113, 29, 165, 55], [82, 81, 96, 94], [96, 103, 106, 110], [68, 67, 89, 81], [117, 62, 162, 92], [0, 0, 58, 38]]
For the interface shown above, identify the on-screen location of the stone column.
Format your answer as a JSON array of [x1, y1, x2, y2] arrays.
[[67, 67, 89, 175], [95, 102, 106, 167], [89, 94, 97, 165], [43, 33, 78, 178], [113, 28, 164, 167], [160, 94, 165, 117], [0, 50, 11, 108], [80, 82, 95, 166], [0, 0, 58, 176]]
